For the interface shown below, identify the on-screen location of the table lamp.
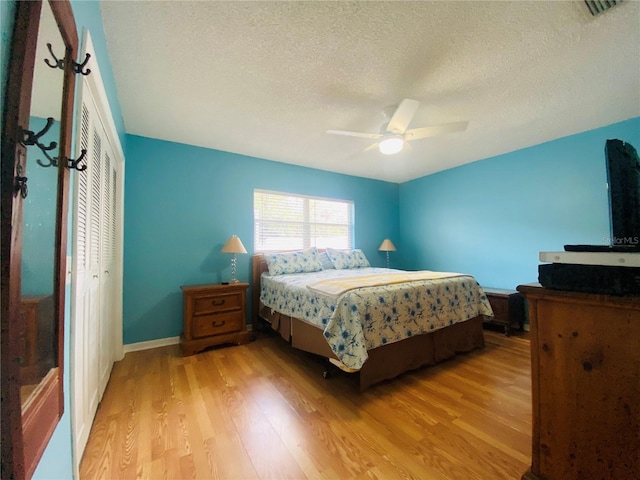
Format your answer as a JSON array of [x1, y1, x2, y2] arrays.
[[221, 235, 247, 283], [378, 238, 396, 268]]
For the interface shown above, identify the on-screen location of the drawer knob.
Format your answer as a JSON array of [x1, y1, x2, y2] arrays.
[[212, 320, 226, 328], [212, 299, 225, 306]]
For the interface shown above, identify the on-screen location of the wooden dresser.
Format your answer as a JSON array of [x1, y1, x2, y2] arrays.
[[180, 283, 250, 356], [517, 284, 640, 480]]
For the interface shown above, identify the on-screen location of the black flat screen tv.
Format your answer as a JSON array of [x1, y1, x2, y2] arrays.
[[564, 139, 640, 252], [605, 139, 640, 249]]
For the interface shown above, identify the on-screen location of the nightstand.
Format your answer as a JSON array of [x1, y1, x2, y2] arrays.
[[180, 283, 250, 356], [482, 287, 525, 336]]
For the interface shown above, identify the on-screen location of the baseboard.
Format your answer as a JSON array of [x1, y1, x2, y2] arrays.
[[123, 336, 180, 354]]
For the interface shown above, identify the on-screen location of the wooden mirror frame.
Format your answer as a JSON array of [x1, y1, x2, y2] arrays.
[[1, 1, 78, 478]]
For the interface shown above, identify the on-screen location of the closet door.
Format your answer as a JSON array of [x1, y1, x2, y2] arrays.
[[70, 32, 125, 472], [98, 145, 117, 396], [71, 102, 97, 454], [71, 93, 120, 458]]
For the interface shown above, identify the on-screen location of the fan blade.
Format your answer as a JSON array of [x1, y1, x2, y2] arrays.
[[326, 129, 382, 139], [386, 99, 420, 134], [362, 142, 379, 153], [405, 121, 468, 141]]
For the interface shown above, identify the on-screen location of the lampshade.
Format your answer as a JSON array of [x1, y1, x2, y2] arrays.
[[221, 235, 247, 254], [378, 239, 396, 252], [379, 136, 404, 155]]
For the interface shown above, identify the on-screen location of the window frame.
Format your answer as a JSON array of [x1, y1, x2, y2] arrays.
[[253, 189, 354, 252]]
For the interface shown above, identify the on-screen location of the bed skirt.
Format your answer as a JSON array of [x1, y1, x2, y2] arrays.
[[258, 305, 485, 391]]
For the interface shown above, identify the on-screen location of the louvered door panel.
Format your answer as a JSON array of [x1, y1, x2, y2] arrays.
[[111, 169, 117, 262], [98, 144, 116, 399], [76, 104, 90, 272], [102, 153, 112, 266], [90, 132, 102, 271]]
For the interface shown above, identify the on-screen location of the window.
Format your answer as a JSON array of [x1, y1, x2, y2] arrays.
[[254, 189, 354, 252]]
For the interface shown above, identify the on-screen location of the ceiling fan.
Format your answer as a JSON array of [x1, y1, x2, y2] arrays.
[[326, 99, 468, 155]]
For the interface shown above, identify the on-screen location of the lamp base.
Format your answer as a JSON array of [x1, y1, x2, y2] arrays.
[[229, 254, 238, 283]]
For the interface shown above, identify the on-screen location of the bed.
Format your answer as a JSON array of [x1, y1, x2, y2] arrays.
[[251, 248, 493, 390]]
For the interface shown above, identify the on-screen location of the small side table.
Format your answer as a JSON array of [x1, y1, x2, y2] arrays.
[[481, 287, 526, 336], [180, 282, 250, 356]]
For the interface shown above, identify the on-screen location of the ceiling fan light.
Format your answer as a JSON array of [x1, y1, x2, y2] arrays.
[[379, 136, 404, 155]]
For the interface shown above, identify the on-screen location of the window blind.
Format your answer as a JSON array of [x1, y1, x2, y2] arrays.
[[254, 189, 354, 252]]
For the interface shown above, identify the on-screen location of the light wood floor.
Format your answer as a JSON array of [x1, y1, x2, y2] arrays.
[[80, 330, 532, 480]]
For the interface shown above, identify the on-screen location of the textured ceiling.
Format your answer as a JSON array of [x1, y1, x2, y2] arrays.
[[100, 1, 640, 183]]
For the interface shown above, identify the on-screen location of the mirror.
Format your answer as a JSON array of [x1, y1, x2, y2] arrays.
[[0, 1, 78, 478], [19, 0, 64, 408]]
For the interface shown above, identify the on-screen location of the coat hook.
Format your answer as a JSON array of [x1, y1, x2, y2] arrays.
[[36, 155, 58, 168], [14, 164, 28, 199], [20, 118, 59, 168], [44, 43, 64, 70], [73, 53, 91, 76], [21, 117, 57, 150], [65, 149, 87, 172]]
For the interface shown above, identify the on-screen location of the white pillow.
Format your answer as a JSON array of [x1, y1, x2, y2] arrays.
[[264, 247, 324, 275], [325, 248, 370, 269], [319, 251, 335, 270]]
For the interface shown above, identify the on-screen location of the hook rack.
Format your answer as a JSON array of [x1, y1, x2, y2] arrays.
[[44, 43, 91, 76]]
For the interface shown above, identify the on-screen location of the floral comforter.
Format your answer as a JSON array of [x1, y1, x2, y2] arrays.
[[260, 267, 493, 370]]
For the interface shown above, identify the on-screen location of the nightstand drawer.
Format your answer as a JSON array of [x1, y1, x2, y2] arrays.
[[192, 311, 242, 338], [193, 292, 242, 315]]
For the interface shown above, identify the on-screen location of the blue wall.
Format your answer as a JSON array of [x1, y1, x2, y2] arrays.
[[399, 117, 640, 289], [123, 135, 400, 344]]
